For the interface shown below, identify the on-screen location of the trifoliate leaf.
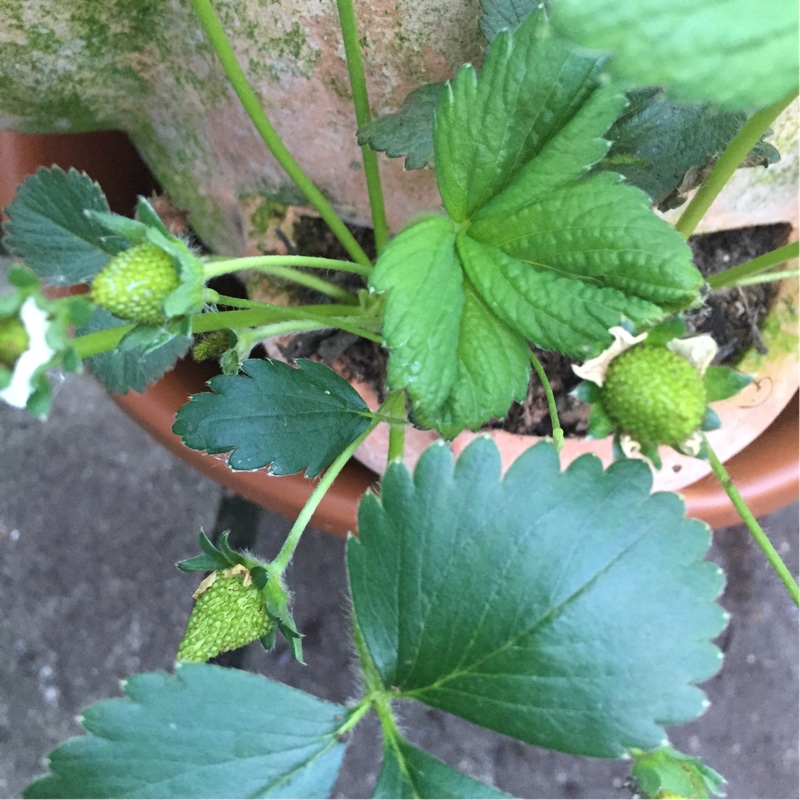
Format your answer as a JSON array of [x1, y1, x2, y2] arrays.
[[3, 167, 127, 285], [348, 439, 726, 758], [631, 746, 725, 799], [371, 9, 702, 436], [25, 664, 347, 799], [358, 84, 444, 170], [77, 307, 191, 394], [173, 358, 370, 476], [373, 737, 510, 799], [479, 0, 536, 40], [601, 88, 781, 210], [551, 0, 799, 110]]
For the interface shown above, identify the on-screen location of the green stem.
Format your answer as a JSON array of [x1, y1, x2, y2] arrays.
[[72, 303, 382, 358], [708, 242, 799, 290], [529, 351, 564, 450], [190, 0, 371, 268], [335, 0, 388, 253], [212, 263, 357, 303], [204, 255, 371, 279], [386, 389, 406, 463], [675, 93, 797, 239], [335, 696, 374, 737], [205, 295, 382, 344], [271, 409, 384, 573], [373, 693, 401, 744], [734, 269, 799, 286], [705, 437, 799, 606]]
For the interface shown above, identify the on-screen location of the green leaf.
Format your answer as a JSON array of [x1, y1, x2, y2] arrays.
[[457, 234, 664, 358], [172, 358, 370, 476], [479, 0, 536, 40], [435, 8, 605, 222], [414, 281, 531, 438], [370, 217, 462, 416], [469, 172, 700, 308], [358, 84, 443, 170], [551, 0, 799, 110], [348, 439, 726, 758], [373, 737, 510, 799], [631, 746, 725, 799], [3, 167, 127, 285], [601, 89, 781, 210], [77, 307, 191, 394], [25, 664, 347, 799], [704, 365, 753, 402]]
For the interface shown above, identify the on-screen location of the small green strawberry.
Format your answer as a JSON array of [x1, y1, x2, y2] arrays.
[[177, 564, 273, 662], [0, 315, 29, 369], [600, 345, 707, 448], [91, 243, 180, 324], [192, 330, 230, 362]]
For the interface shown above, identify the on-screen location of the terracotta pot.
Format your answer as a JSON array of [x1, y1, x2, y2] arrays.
[[112, 362, 798, 536], [2, 130, 797, 535]]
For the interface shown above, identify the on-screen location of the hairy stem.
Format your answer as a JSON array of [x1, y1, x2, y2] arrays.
[[271, 410, 384, 573], [211, 264, 356, 304], [708, 242, 799, 290], [675, 93, 797, 239], [529, 351, 564, 450], [386, 390, 406, 463], [190, 0, 371, 268], [204, 255, 371, 279], [336, 0, 389, 253], [705, 437, 799, 606]]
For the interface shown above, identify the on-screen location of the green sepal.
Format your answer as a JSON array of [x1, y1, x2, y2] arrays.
[[148, 231, 205, 318], [86, 210, 151, 244], [177, 554, 225, 573], [217, 531, 244, 566], [6, 265, 42, 291], [61, 347, 82, 375], [586, 402, 616, 439], [260, 626, 277, 652], [644, 316, 686, 347], [250, 566, 269, 590], [198, 529, 223, 560], [263, 576, 305, 664], [571, 379, 602, 404], [165, 316, 193, 339], [704, 365, 753, 402], [640, 441, 662, 469], [284, 630, 304, 664], [700, 407, 722, 432], [136, 197, 172, 237], [630, 746, 725, 799], [117, 324, 172, 352]]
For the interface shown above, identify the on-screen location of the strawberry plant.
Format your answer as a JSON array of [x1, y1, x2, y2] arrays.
[[1, 0, 798, 797]]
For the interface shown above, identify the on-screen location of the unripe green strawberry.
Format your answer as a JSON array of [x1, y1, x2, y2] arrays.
[[177, 565, 273, 662], [192, 330, 230, 362], [601, 345, 707, 447], [91, 243, 179, 323], [0, 316, 29, 369]]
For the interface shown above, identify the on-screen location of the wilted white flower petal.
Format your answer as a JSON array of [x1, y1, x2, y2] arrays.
[[572, 326, 647, 386], [667, 334, 717, 375]]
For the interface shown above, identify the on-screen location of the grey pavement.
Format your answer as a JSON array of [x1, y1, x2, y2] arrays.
[[0, 299, 798, 796]]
